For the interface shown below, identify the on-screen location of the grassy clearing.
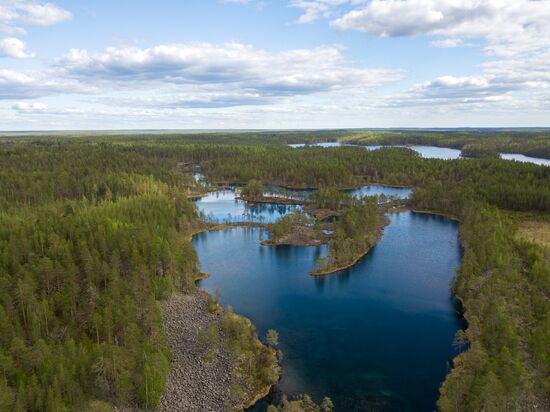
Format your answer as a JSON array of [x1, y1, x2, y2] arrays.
[[511, 212, 550, 253]]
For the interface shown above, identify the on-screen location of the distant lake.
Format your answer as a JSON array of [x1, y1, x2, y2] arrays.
[[288, 142, 462, 159], [500, 153, 550, 167], [195, 211, 463, 411], [289, 142, 342, 148], [289, 142, 550, 165]]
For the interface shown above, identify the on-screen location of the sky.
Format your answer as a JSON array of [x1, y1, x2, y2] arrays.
[[0, 0, 549, 130]]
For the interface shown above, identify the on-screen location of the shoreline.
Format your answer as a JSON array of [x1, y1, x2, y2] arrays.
[[309, 244, 376, 276], [160, 289, 280, 412], [261, 237, 326, 247], [309, 214, 390, 276], [410, 209, 460, 222], [159, 290, 235, 412], [183, 208, 462, 410], [211, 179, 371, 192], [237, 195, 307, 206]]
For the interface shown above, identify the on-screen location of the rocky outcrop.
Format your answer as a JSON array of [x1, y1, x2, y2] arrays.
[[158, 291, 234, 412]]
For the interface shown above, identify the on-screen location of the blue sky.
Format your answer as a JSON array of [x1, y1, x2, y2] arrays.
[[0, 0, 549, 129]]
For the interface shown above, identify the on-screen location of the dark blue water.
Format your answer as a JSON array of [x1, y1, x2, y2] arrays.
[[194, 211, 463, 411]]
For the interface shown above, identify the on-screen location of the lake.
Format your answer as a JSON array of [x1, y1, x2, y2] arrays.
[[194, 185, 412, 223], [347, 185, 412, 199], [193, 189, 303, 223], [288, 142, 462, 160], [263, 184, 412, 202], [500, 153, 550, 167], [289, 142, 550, 165], [193, 193, 463, 411], [194, 186, 411, 223]]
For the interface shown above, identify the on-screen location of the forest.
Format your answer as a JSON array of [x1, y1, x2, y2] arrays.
[[310, 197, 382, 275], [413, 186, 550, 411], [0, 139, 276, 410], [0, 131, 549, 411]]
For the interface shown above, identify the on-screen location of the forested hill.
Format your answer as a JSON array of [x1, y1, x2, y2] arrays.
[[0, 141, 201, 410]]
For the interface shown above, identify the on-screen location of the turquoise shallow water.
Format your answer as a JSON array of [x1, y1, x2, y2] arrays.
[[194, 211, 463, 411]]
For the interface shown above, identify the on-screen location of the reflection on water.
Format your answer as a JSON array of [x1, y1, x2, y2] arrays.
[[347, 185, 412, 199], [195, 211, 463, 411], [193, 190, 302, 223], [194, 185, 411, 224]]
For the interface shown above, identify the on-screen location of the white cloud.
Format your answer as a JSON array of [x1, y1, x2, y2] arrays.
[[331, 0, 550, 57], [17, 1, 72, 26], [411, 75, 506, 102], [53, 42, 403, 106], [0, 22, 26, 35], [430, 38, 468, 48], [383, 53, 550, 108], [1, 1, 547, 128], [0, 68, 90, 99], [0, 42, 403, 111], [305, 0, 550, 111], [0, 36, 33, 58], [12, 101, 47, 113], [220, 0, 268, 11], [104, 92, 274, 109], [289, 0, 366, 24], [0, 1, 71, 34], [11, 101, 84, 115]]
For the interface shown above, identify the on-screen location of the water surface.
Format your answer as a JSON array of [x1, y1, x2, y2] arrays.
[[264, 184, 411, 201], [194, 186, 410, 224], [500, 153, 550, 167], [195, 211, 462, 411], [193, 190, 302, 223], [288, 142, 462, 160], [361, 145, 462, 159], [347, 185, 412, 199], [289, 142, 342, 148], [288, 142, 550, 166]]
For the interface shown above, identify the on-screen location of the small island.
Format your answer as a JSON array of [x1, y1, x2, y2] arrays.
[[240, 181, 393, 275]]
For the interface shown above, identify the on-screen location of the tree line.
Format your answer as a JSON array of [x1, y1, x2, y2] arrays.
[[0, 142, 202, 410], [1, 133, 549, 410], [410, 184, 550, 411]]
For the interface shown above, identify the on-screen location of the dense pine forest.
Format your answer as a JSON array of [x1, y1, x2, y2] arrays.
[[311, 197, 381, 275], [0, 130, 549, 411], [0, 141, 203, 410]]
